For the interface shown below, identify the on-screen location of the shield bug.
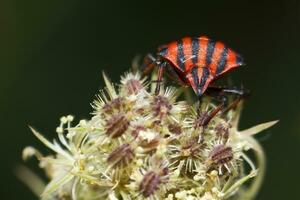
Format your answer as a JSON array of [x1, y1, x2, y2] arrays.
[[142, 36, 249, 126]]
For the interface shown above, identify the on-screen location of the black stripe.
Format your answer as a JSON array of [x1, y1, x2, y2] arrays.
[[206, 40, 216, 65], [191, 67, 200, 94], [191, 38, 199, 64], [177, 40, 186, 70], [199, 67, 210, 94], [191, 67, 199, 85], [216, 47, 228, 75]]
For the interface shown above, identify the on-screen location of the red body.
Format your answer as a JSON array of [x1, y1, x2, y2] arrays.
[[157, 36, 244, 96]]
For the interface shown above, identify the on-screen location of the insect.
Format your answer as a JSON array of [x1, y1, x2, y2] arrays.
[[142, 36, 249, 126]]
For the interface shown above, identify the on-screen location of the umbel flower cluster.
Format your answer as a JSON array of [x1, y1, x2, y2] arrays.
[[22, 71, 277, 200]]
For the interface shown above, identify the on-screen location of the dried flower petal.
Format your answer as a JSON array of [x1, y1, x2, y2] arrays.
[[151, 95, 172, 118], [139, 171, 161, 197], [102, 97, 125, 115], [210, 144, 233, 165], [105, 113, 129, 138], [107, 144, 134, 167]]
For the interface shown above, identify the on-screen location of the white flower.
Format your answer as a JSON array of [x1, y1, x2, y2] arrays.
[[21, 71, 278, 200]]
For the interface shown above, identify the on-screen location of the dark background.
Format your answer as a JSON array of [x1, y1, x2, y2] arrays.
[[1, 0, 300, 199]]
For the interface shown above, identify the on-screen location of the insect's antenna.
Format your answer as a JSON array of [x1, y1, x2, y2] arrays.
[[131, 54, 142, 73]]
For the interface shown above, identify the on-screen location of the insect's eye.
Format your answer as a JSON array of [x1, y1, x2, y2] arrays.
[[158, 46, 168, 57], [155, 57, 163, 66]]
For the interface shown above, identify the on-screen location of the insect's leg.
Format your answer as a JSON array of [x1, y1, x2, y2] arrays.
[[196, 96, 225, 127], [155, 62, 166, 95], [131, 55, 141, 73], [207, 86, 250, 113], [196, 96, 202, 117], [141, 53, 157, 76], [207, 86, 250, 98], [196, 86, 249, 127]]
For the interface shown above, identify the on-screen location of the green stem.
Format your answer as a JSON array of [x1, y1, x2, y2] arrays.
[[223, 170, 257, 199], [243, 136, 266, 200], [14, 165, 46, 196]]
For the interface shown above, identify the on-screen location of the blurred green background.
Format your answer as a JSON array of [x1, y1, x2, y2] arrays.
[[1, 0, 300, 199]]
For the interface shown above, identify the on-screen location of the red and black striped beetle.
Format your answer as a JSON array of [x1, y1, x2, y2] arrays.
[[142, 36, 249, 126]]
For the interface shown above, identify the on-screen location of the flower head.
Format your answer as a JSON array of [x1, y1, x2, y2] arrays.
[[21, 70, 278, 200]]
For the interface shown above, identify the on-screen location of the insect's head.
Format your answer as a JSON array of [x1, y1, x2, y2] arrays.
[[155, 56, 164, 66]]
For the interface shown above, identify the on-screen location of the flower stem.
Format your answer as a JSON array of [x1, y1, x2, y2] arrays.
[[243, 136, 266, 200]]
